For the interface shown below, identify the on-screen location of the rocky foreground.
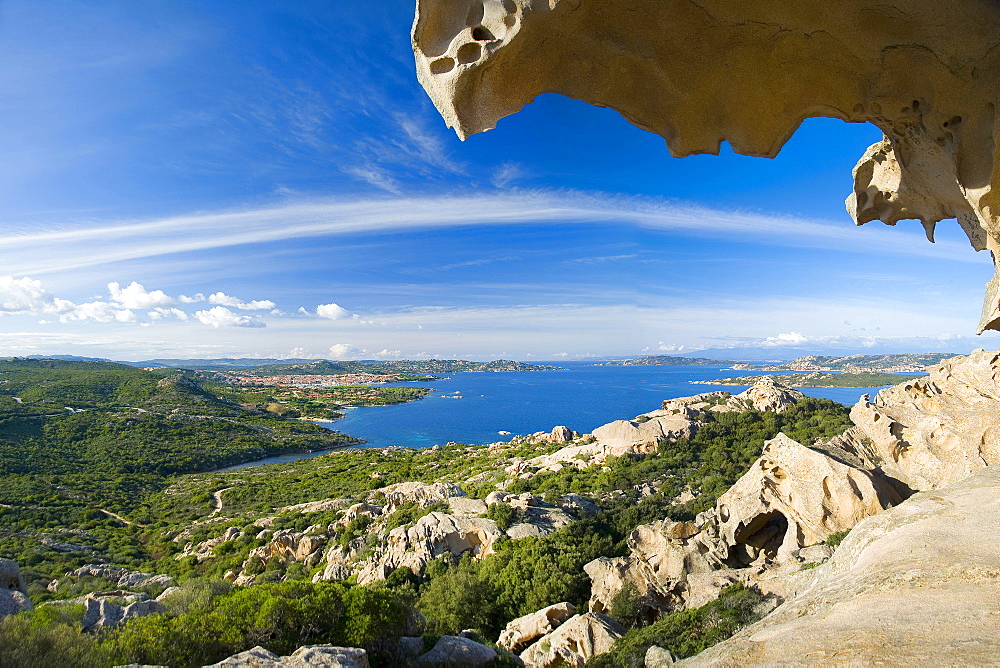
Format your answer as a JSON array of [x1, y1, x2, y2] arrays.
[[5, 351, 1000, 665]]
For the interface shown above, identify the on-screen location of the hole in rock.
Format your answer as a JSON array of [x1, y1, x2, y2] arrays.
[[466, 2, 485, 26], [457, 42, 482, 64], [503, 0, 517, 12], [504, 14, 516, 27], [472, 25, 495, 41], [731, 511, 788, 567], [430, 57, 456, 74]]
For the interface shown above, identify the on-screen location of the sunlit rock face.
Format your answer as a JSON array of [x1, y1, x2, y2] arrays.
[[850, 349, 1000, 491], [413, 0, 1000, 331]]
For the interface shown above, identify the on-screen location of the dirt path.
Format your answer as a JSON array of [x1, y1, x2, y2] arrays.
[[210, 486, 235, 516], [99, 508, 142, 526]]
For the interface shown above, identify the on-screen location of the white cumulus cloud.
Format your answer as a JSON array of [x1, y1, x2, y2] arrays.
[[0, 276, 74, 315], [317, 303, 352, 320], [208, 291, 276, 311], [108, 281, 174, 309], [762, 331, 811, 346], [328, 343, 359, 359], [148, 307, 189, 321], [194, 306, 264, 328], [60, 301, 137, 324]]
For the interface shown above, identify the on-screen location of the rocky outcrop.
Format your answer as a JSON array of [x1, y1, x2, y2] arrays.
[[177, 526, 244, 562], [519, 612, 624, 667], [416, 635, 498, 666], [412, 0, 1000, 333], [680, 465, 1000, 665], [204, 644, 368, 667], [64, 564, 175, 591], [0, 559, 32, 619], [729, 378, 803, 414], [592, 414, 697, 454], [849, 349, 1000, 491], [585, 429, 905, 618], [496, 602, 576, 654], [245, 530, 326, 569], [378, 481, 467, 511], [585, 520, 724, 619], [360, 512, 504, 584], [714, 433, 903, 566], [78, 592, 166, 631]]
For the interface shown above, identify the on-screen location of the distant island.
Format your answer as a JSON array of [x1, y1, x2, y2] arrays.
[[693, 371, 925, 388], [131, 358, 565, 374], [730, 353, 956, 373], [600, 355, 733, 366]]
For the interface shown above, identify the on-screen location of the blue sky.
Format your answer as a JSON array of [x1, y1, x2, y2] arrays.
[[0, 1, 996, 361]]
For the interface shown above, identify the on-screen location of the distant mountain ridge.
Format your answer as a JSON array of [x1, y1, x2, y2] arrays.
[[732, 352, 957, 372], [123, 358, 565, 374], [599, 355, 735, 366]]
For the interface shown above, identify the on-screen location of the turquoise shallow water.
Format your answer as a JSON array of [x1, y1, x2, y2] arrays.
[[214, 363, 905, 471]]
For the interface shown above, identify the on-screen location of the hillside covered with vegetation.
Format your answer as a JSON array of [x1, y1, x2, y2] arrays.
[[0, 361, 856, 665]]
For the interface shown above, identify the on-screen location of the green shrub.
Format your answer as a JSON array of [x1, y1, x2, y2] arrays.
[[0, 612, 110, 668], [825, 530, 850, 547], [107, 580, 412, 668], [417, 569, 496, 635], [587, 584, 766, 667]]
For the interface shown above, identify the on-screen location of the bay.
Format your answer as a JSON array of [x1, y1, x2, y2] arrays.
[[319, 362, 893, 450]]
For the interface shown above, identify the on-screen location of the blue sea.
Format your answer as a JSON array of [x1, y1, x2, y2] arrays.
[[215, 362, 905, 471], [327, 362, 896, 449]]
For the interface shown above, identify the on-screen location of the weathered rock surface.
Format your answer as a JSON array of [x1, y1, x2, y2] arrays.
[[246, 530, 326, 569], [178, 526, 244, 562], [416, 635, 498, 666], [646, 645, 675, 667], [0, 559, 32, 619], [359, 512, 504, 584], [585, 520, 723, 618], [379, 481, 467, 511], [592, 414, 697, 453], [204, 644, 369, 667], [729, 378, 803, 414], [586, 425, 908, 617], [413, 0, 1000, 332], [714, 433, 902, 566], [78, 592, 166, 631], [680, 465, 1000, 665], [497, 602, 576, 653], [520, 612, 624, 667], [68, 564, 176, 590], [850, 349, 1000, 491]]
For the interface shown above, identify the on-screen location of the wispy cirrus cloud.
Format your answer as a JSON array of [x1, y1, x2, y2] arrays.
[[0, 191, 985, 277]]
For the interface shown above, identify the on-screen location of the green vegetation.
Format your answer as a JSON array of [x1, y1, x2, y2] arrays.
[[0, 359, 360, 586], [505, 398, 853, 514], [694, 371, 923, 388], [0, 362, 860, 666], [201, 380, 432, 419], [825, 529, 850, 547], [587, 583, 766, 666], [0, 579, 412, 668]]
